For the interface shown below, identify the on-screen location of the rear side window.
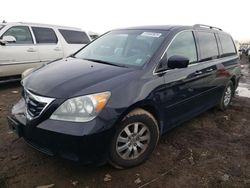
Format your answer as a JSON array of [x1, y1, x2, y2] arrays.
[[32, 27, 58, 44], [1, 26, 33, 44], [59, 29, 90, 44], [197, 32, 219, 61], [219, 34, 236, 56], [166, 31, 197, 63]]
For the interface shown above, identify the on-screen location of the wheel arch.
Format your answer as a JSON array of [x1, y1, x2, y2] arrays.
[[230, 75, 237, 95], [230, 75, 236, 87], [114, 100, 163, 135]]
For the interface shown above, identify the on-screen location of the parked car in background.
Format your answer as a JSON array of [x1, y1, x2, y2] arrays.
[[248, 50, 250, 62], [88, 31, 99, 40], [0, 22, 91, 83], [246, 44, 250, 57], [8, 24, 241, 168], [239, 44, 249, 55]]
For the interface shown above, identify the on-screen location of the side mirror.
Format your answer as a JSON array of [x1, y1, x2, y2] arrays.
[[167, 55, 189, 69], [0, 35, 16, 45], [155, 55, 190, 73]]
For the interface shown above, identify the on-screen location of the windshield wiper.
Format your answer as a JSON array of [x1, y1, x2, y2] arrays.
[[83, 58, 128, 68], [68, 54, 77, 58]]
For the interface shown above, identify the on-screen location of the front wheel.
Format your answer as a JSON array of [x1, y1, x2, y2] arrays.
[[218, 81, 234, 111], [109, 108, 159, 169]]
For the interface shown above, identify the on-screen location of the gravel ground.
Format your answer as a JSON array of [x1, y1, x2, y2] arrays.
[[0, 56, 250, 188]]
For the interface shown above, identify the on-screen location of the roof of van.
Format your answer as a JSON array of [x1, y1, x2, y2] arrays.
[[2, 22, 85, 32], [118, 25, 182, 31], [115, 24, 227, 33]]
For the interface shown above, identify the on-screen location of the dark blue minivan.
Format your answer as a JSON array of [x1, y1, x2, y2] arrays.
[[8, 24, 241, 168]]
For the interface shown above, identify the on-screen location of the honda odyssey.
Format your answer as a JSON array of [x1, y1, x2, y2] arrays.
[[8, 24, 241, 168]]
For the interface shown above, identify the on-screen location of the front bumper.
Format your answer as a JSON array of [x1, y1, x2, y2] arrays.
[[8, 99, 116, 165]]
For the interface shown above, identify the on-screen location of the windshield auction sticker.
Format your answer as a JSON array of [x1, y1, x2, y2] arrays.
[[141, 32, 162, 38]]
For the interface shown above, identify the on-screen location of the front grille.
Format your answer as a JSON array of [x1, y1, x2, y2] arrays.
[[23, 89, 55, 119], [27, 97, 46, 117]]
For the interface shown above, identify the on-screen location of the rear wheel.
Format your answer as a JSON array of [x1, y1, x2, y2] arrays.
[[218, 81, 234, 111], [109, 108, 159, 169]]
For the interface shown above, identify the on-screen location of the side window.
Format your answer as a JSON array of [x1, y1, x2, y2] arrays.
[[1, 26, 33, 44], [197, 32, 219, 61], [59, 29, 90, 44], [166, 31, 197, 64], [32, 27, 58, 44], [219, 34, 236, 56]]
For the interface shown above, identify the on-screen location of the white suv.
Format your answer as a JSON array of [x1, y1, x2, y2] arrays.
[[0, 22, 91, 82]]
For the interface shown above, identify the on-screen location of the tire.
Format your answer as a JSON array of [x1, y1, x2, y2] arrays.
[[218, 81, 234, 111], [109, 108, 159, 169]]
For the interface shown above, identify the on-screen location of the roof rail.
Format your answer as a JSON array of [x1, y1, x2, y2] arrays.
[[193, 24, 222, 31]]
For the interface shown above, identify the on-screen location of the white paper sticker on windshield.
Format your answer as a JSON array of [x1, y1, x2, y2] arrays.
[[141, 32, 162, 38], [135, 59, 143, 64]]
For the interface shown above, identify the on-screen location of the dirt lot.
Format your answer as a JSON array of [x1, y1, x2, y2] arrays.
[[0, 57, 250, 188]]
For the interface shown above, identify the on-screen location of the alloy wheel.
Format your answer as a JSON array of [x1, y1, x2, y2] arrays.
[[116, 122, 150, 160]]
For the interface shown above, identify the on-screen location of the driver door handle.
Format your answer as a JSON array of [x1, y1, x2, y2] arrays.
[[54, 47, 61, 51], [27, 48, 36, 52]]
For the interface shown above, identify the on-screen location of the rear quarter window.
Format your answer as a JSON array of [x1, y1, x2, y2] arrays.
[[59, 29, 90, 44], [32, 27, 58, 44], [197, 31, 219, 61], [219, 34, 236, 57]]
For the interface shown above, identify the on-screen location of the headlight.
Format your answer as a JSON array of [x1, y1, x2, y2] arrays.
[[50, 91, 111, 122]]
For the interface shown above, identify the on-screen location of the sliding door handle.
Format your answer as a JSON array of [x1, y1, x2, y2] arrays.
[[54, 47, 61, 51], [194, 71, 203, 75], [206, 68, 214, 72]]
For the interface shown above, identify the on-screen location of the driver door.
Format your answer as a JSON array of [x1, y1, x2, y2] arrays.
[[0, 26, 40, 77], [160, 31, 209, 131]]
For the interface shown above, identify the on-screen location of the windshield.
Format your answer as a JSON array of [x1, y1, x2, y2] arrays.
[[0, 25, 5, 31], [75, 30, 168, 67]]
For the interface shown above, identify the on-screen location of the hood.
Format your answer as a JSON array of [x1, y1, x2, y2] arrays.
[[23, 58, 134, 98]]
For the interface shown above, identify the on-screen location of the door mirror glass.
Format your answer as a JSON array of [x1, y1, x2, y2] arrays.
[[167, 55, 189, 69], [0, 35, 16, 44]]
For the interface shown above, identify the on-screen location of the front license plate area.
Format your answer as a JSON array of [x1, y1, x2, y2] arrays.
[[7, 117, 23, 137]]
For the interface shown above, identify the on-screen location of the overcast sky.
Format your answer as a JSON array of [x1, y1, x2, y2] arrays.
[[1, 0, 249, 41]]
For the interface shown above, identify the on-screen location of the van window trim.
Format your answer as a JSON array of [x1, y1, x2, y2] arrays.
[[28, 26, 37, 45], [153, 29, 199, 75], [153, 30, 238, 75], [0, 25, 34, 46]]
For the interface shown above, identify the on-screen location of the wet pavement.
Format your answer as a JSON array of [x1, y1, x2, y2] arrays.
[[236, 57, 250, 98]]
